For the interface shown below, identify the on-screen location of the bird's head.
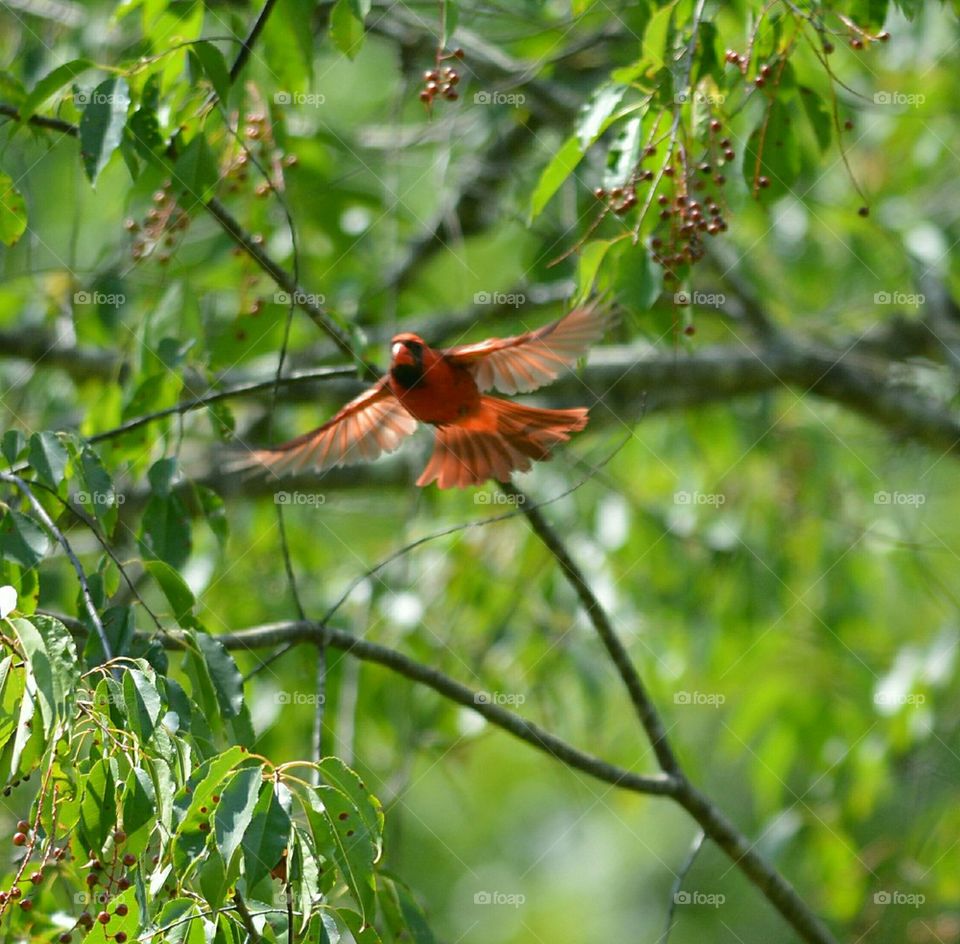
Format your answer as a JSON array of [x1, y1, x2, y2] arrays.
[[390, 333, 426, 370]]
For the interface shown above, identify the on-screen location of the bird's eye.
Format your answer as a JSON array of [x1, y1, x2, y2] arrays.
[[406, 340, 422, 352]]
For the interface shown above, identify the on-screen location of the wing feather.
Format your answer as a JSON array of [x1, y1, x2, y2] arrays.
[[245, 379, 417, 476], [446, 302, 608, 394]]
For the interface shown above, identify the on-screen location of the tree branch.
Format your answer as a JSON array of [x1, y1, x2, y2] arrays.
[[505, 481, 836, 944], [153, 619, 675, 797]]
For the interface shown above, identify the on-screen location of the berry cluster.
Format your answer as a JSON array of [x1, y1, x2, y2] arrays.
[[223, 110, 297, 198], [419, 48, 464, 108], [3, 821, 139, 941], [124, 180, 189, 266]]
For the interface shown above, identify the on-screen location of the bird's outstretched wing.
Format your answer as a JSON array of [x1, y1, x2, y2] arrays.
[[245, 379, 418, 476], [445, 302, 608, 395]]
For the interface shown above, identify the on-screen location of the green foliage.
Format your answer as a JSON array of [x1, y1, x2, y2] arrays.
[[0, 0, 958, 942]]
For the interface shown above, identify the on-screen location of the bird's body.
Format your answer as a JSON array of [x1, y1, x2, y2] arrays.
[[247, 304, 605, 488]]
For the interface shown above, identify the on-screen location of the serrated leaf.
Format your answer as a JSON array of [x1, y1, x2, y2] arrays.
[[242, 781, 292, 887], [195, 632, 245, 719], [28, 431, 68, 489], [214, 765, 263, 867], [80, 757, 117, 854], [79, 76, 130, 183], [144, 559, 195, 623], [20, 58, 93, 122], [308, 785, 377, 920], [0, 511, 49, 569], [10, 616, 79, 734], [0, 172, 27, 247]]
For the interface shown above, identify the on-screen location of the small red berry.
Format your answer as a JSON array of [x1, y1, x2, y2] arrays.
[[757, 176, 771, 189], [115, 904, 129, 917], [116, 934, 128, 944], [12, 832, 27, 846], [59, 935, 72, 944], [19, 898, 32, 911], [97, 911, 110, 925], [16, 820, 29, 832], [29, 871, 42, 885], [123, 853, 136, 866], [117, 877, 131, 890]]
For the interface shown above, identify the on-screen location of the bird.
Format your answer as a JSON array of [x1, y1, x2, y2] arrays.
[[245, 303, 607, 489]]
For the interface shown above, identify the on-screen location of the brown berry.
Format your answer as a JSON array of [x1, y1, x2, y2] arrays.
[[12, 832, 27, 846], [844, 119, 854, 130], [116, 934, 128, 944], [453, 48, 464, 58], [19, 898, 32, 911], [709, 119, 721, 132], [878, 31, 890, 41], [115, 904, 129, 917], [850, 38, 863, 50], [29, 871, 42, 885], [59, 935, 72, 943], [113, 830, 127, 844], [122, 853, 136, 866], [117, 877, 131, 891], [16, 820, 29, 832], [98, 911, 110, 925], [757, 176, 770, 189], [858, 206, 869, 217]]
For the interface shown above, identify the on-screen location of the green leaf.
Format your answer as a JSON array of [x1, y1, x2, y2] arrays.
[[576, 83, 627, 149], [196, 484, 229, 549], [308, 785, 378, 920], [0, 511, 49, 570], [800, 87, 832, 153], [28, 431, 68, 489], [84, 605, 136, 664], [80, 757, 117, 854], [330, 0, 366, 59], [642, 2, 675, 67], [122, 766, 157, 846], [192, 41, 231, 105], [242, 781, 292, 887], [20, 58, 93, 122], [1, 430, 25, 466], [126, 73, 164, 160], [195, 632, 245, 719], [319, 757, 383, 859], [612, 242, 662, 312], [79, 76, 131, 183], [214, 764, 263, 868], [10, 616, 80, 734], [123, 668, 163, 741], [744, 98, 801, 199], [380, 875, 437, 944], [0, 172, 27, 247], [171, 133, 218, 204], [441, 0, 457, 47], [77, 446, 119, 535], [144, 559, 195, 624], [529, 135, 584, 220], [604, 114, 642, 189], [0, 656, 24, 756], [337, 909, 382, 944], [141, 493, 192, 570], [576, 240, 614, 304]]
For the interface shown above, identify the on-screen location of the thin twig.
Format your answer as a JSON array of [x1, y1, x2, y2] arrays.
[[0, 472, 113, 661], [660, 829, 706, 944]]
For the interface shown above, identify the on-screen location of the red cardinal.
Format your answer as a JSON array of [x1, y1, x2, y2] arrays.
[[248, 304, 605, 489]]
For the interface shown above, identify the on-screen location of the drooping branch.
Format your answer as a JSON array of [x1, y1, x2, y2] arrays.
[[505, 481, 837, 944], [153, 619, 675, 797]]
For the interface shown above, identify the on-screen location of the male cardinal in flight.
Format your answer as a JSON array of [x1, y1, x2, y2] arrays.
[[247, 303, 606, 489]]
